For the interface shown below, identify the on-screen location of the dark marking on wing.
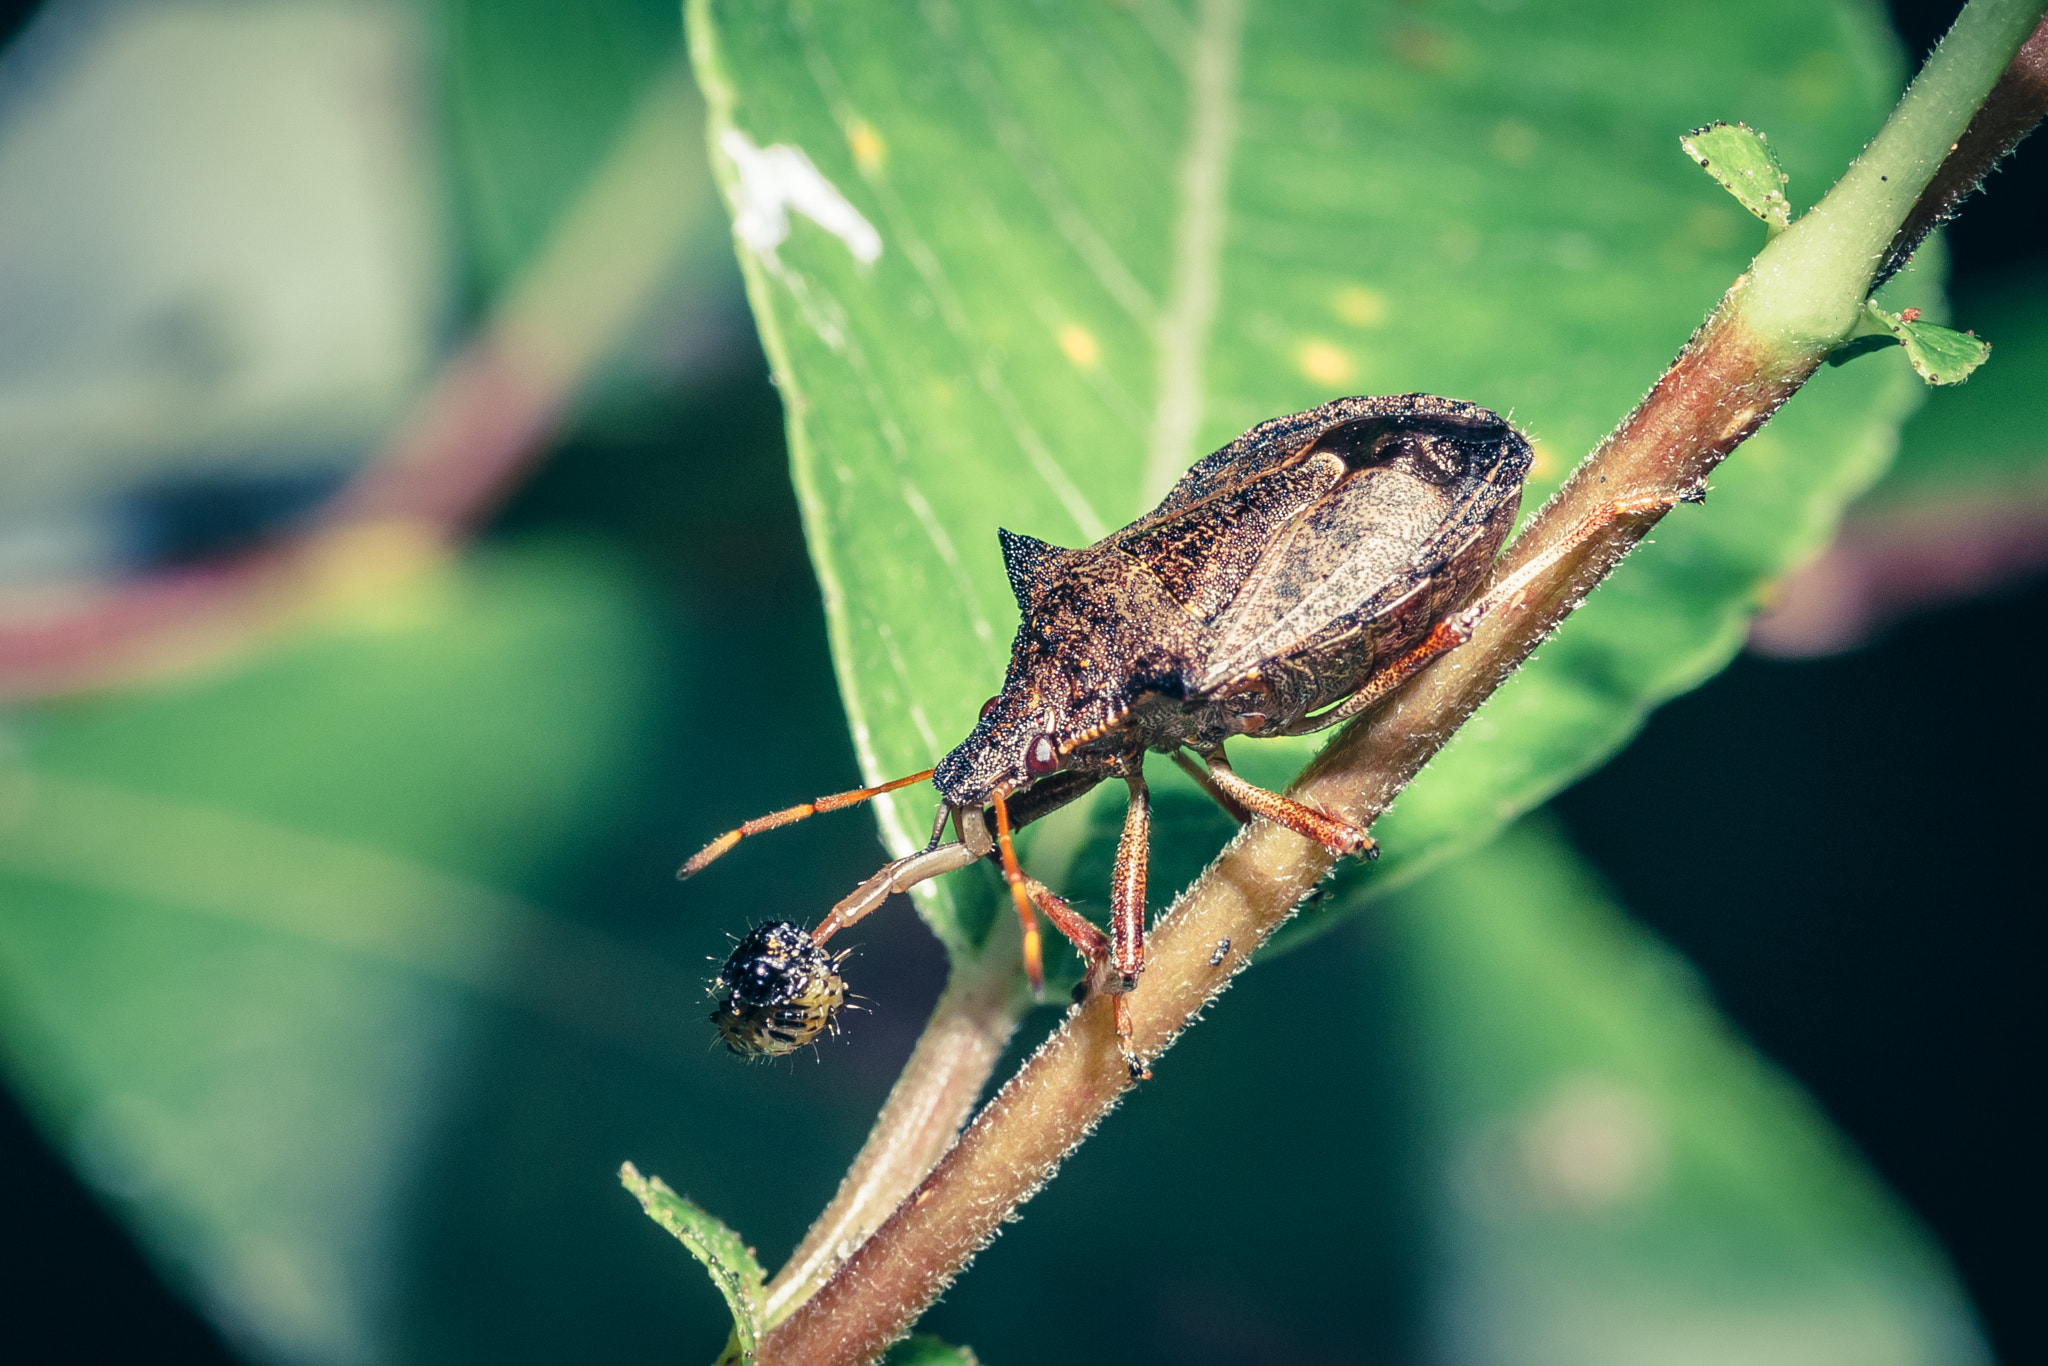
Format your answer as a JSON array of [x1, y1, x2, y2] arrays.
[[1114, 454, 1343, 623], [1196, 408, 1528, 691]]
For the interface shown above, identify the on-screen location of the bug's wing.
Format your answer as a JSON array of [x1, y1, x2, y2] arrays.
[[1112, 452, 1346, 624], [1144, 403, 1354, 521], [1143, 393, 1500, 521], [1114, 398, 1470, 624], [1194, 468, 1492, 694]]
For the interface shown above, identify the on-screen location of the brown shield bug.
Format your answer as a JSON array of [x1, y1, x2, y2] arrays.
[[685, 393, 1535, 1069]]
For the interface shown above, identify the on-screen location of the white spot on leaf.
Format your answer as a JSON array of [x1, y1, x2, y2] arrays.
[[718, 128, 881, 267]]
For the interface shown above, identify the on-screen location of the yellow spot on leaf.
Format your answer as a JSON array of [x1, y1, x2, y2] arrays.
[[847, 118, 885, 171], [1388, 23, 1452, 71], [1334, 286, 1388, 328], [1528, 439, 1558, 480], [1296, 340, 1354, 387], [1491, 118, 1538, 166], [1058, 324, 1100, 369]]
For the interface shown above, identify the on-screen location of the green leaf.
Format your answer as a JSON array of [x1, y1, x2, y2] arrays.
[[1389, 819, 1989, 1364], [690, 0, 1926, 957], [619, 1163, 766, 1360], [1866, 301, 1992, 386], [0, 544, 671, 1364], [882, 1335, 982, 1366], [441, 0, 685, 294], [1680, 121, 1791, 230]]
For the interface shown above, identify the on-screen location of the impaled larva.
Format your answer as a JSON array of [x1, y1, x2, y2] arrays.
[[710, 921, 850, 1058]]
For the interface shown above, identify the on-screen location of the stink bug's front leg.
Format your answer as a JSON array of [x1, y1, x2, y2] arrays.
[[1009, 764, 1151, 1079], [1018, 883, 1146, 1081], [811, 807, 988, 947], [1018, 877, 1110, 985], [989, 789, 1046, 996]]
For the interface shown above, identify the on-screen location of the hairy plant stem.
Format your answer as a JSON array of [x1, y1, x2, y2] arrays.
[[1746, 0, 2047, 345], [754, 6, 2048, 1362], [761, 915, 1027, 1326]]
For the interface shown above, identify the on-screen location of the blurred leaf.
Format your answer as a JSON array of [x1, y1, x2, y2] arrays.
[[619, 1163, 765, 1360], [882, 1336, 981, 1366], [1389, 819, 1989, 1366], [0, 1, 444, 565], [1870, 261, 2048, 501], [689, 0, 1931, 955], [439, 0, 686, 299], [1681, 121, 1792, 230], [435, 0, 747, 410], [0, 543, 670, 1365]]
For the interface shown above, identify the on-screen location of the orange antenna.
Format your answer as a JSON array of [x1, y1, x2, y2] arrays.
[[990, 788, 1045, 995], [679, 769, 935, 879]]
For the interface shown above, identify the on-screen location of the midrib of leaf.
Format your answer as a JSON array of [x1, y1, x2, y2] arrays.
[[1144, 0, 1246, 503]]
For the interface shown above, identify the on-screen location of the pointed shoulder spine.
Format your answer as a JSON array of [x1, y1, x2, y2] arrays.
[[997, 528, 1064, 607]]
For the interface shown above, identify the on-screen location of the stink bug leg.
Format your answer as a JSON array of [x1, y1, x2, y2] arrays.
[[1169, 749, 1251, 824], [990, 789, 1046, 995], [1189, 745, 1375, 859]]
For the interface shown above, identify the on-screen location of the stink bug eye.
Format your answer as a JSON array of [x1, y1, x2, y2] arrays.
[[710, 921, 849, 1058], [1024, 734, 1060, 776]]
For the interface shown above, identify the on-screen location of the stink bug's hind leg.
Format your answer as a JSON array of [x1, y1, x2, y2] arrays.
[[1272, 616, 1474, 736], [1191, 745, 1375, 860], [1170, 749, 1251, 824]]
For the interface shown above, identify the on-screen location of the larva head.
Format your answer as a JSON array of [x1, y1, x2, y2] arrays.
[[709, 921, 849, 1057]]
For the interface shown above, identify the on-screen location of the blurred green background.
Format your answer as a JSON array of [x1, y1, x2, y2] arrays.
[[0, 1, 2038, 1364]]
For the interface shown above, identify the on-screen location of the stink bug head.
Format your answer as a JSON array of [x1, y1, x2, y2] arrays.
[[930, 698, 1063, 807], [930, 524, 1140, 806], [930, 654, 1118, 807]]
